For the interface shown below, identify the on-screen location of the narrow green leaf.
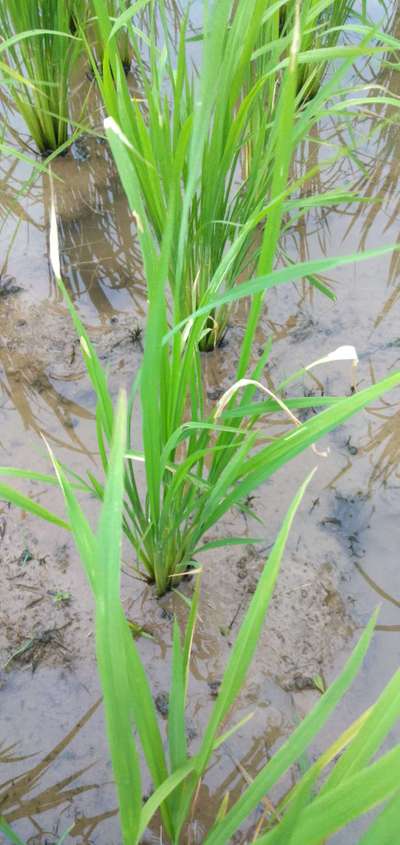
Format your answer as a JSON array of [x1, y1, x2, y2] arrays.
[[197, 470, 316, 775], [138, 759, 195, 840], [0, 482, 69, 531], [321, 668, 400, 793], [164, 245, 399, 343], [0, 818, 27, 845], [95, 392, 143, 845], [356, 793, 400, 845], [286, 745, 400, 845], [256, 778, 314, 844], [203, 610, 378, 845]]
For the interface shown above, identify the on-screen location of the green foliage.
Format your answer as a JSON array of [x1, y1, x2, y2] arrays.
[[91, 0, 132, 68], [0, 0, 84, 153], [90, 0, 399, 349], [278, 0, 354, 100], [2, 3, 400, 845], [3, 397, 400, 845], [1, 199, 397, 597], [1, 3, 400, 597]]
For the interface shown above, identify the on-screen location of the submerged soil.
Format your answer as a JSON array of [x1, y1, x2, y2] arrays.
[[1, 8, 400, 843]]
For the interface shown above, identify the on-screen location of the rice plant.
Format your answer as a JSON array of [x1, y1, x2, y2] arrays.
[[1, 2, 400, 597], [1, 199, 399, 596], [245, 0, 353, 172], [0, 0, 83, 154], [1, 3, 400, 843], [278, 0, 354, 100], [4, 394, 400, 845], [90, 0, 399, 350], [69, 0, 87, 35], [91, 0, 132, 71]]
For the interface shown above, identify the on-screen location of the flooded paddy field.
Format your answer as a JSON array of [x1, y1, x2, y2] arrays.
[[1, 3, 400, 843]]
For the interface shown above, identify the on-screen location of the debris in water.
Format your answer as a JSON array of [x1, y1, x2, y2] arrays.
[[18, 548, 34, 566], [0, 274, 22, 297], [155, 692, 169, 717]]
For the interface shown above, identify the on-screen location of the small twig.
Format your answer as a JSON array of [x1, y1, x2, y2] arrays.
[[228, 598, 244, 632], [188, 778, 203, 845], [229, 754, 281, 825], [25, 597, 44, 610]]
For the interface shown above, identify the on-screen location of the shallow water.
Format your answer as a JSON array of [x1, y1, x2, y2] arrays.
[[1, 6, 400, 843]]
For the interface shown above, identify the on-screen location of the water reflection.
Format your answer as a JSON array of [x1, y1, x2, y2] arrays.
[[340, 6, 400, 325], [51, 139, 146, 324], [0, 131, 146, 450], [0, 699, 117, 843], [286, 2, 400, 321], [0, 160, 42, 244], [0, 125, 146, 325], [0, 351, 95, 455], [354, 559, 400, 625], [322, 392, 400, 495], [363, 398, 400, 487]]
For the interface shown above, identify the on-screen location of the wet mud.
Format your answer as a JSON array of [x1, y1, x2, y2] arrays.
[[1, 5, 400, 842]]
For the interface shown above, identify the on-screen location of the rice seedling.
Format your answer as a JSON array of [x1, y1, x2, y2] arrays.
[[277, 0, 393, 103], [4, 393, 400, 844], [0, 0, 84, 154], [90, 0, 399, 350], [91, 0, 132, 71], [109, 1, 131, 69], [68, 4, 84, 37], [1, 2, 400, 843], [91, 0, 184, 71], [1, 2, 400, 597], [277, 0, 354, 101], [1, 201, 399, 599]]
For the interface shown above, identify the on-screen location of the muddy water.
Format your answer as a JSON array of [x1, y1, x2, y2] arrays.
[[1, 9, 400, 844]]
